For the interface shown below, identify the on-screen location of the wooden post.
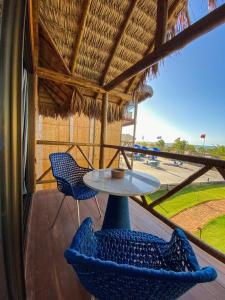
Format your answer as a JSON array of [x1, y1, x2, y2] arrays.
[[131, 101, 138, 169], [99, 93, 108, 168], [26, 73, 37, 194]]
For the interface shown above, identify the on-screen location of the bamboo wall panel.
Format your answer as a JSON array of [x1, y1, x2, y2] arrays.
[[36, 115, 121, 190], [93, 119, 121, 169]]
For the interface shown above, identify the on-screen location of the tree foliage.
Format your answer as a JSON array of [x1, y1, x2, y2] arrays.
[[172, 138, 188, 154], [156, 139, 166, 151], [209, 145, 225, 159]]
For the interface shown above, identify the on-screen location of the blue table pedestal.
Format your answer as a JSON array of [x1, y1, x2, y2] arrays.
[[102, 195, 131, 230]]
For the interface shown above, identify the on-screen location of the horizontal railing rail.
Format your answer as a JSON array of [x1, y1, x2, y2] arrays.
[[104, 144, 225, 168], [37, 140, 100, 147], [104, 144, 225, 206]]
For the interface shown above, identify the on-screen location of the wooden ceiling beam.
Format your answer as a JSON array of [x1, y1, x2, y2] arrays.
[[37, 67, 132, 101], [104, 4, 225, 91], [70, 0, 92, 74], [39, 17, 71, 75]]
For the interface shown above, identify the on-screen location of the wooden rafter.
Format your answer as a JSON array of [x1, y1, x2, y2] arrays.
[[93, 1, 137, 109], [39, 17, 71, 75], [125, 0, 168, 94], [100, 1, 137, 86], [104, 4, 225, 91], [155, 0, 169, 49], [28, 0, 39, 69], [41, 81, 65, 106], [37, 67, 133, 101], [48, 80, 72, 99], [70, 0, 92, 74]]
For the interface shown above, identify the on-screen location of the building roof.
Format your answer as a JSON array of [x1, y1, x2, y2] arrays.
[[37, 0, 190, 121]]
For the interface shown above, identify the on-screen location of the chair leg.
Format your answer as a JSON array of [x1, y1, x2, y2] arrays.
[[76, 200, 81, 227], [94, 196, 102, 219], [49, 195, 66, 230]]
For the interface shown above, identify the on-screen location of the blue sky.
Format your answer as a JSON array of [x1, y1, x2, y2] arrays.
[[123, 1, 225, 146]]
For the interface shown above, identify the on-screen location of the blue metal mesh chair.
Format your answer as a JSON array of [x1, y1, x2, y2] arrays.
[[65, 218, 217, 300], [49, 153, 101, 229]]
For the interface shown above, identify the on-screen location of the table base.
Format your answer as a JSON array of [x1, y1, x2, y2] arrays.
[[102, 195, 131, 230]]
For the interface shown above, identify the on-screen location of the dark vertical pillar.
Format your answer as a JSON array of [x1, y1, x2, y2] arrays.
[[0, 0, 27, 299], [26, 73, 37, 195], [131, 101, 138, 169], [99, 92, 108, 168]]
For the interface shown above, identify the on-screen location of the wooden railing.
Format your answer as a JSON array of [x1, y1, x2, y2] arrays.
[[104, 144, 225, 207], [37, 140, 225, 189], [36, 141, 225, 262], [103, 144, 225, 263]]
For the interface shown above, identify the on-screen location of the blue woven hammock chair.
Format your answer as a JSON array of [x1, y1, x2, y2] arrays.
[[65, 218, 217, 300]]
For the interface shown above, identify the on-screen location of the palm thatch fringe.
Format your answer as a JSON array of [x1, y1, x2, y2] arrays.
[[39, 0, 188, 94], [38, 0, 216, 121], [208, 0, 217, 12], [39, 88, 127, 123], [135, 2, 190, 90]]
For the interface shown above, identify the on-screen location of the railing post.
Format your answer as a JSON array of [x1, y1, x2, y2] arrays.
[[27, 73, 38, 193], [99, 92, 108, 168]]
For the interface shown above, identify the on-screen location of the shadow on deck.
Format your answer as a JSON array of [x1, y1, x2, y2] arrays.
[[25, 190, 225, 300]]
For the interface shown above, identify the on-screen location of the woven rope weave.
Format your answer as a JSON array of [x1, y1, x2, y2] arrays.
[[65, 218, 217, 300], [49, 153, 97, 200]]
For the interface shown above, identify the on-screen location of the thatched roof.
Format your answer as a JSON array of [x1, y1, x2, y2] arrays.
[[37, 0, 191, 121]]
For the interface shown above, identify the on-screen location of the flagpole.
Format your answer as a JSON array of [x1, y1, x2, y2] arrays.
[[203, 135, 206, 156]]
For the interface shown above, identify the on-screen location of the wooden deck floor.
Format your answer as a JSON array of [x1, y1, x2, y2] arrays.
[[25, 190, 225, 300]]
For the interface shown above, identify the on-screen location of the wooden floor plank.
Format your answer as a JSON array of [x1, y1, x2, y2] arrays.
[[25, 189, 225, 300]]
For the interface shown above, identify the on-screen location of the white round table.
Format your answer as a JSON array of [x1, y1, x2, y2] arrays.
[[83, 169, 160, 229]]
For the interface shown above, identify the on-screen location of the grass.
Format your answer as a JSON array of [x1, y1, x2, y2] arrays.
[[195, 215, 225, 254], [146, 183, 225, 218]]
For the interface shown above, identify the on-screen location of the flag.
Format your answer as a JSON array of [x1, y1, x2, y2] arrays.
[[200, 134, 206, 139]]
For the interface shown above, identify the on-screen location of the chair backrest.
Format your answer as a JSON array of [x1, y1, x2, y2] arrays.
[[65, 218, 217, 300], [49, 152, 79, 185]]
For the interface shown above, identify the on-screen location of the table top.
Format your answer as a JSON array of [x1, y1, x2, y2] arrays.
[[83, 169, 160, 196]]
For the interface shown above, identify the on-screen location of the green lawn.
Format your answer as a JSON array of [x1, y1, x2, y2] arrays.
[[195, 215, 225, 254], [146, 183, 225, 218]]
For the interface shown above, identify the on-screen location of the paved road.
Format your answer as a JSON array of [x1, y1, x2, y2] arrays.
[[120, 157, 223, 185]]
